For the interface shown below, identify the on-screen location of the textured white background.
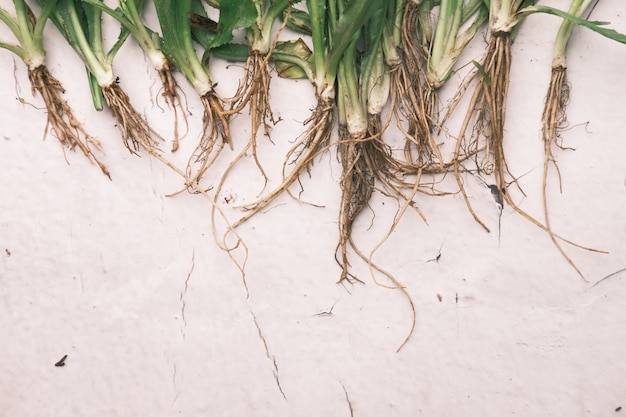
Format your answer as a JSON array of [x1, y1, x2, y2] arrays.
[[1, 0, 625, 415]]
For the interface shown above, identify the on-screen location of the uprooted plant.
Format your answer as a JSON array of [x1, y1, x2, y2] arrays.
[[40, 0, 163, 156], [0, 0, 109, 177], [154, 0, 232, 186], [204, 0, 298, 193], [335, 2, 417, 351], [453, 0, 626, 278], [391, 0, 487, 170], [540, 0, 599, 281], [83, 0, 188, 152], [230, 0, 377, 228]]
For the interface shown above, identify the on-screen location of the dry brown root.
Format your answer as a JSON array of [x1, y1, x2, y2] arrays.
[[156, 60, 188, 152], [102, 82, 163, 155], [336, 125, 374, 283], [336, 113, 427, 280], [453, 32, 512, 232], [217, 52, 277, 199], [232, 97, 334, 228], [454, 35, 604, 278], [349, 236, 416, 352], [540, 66, 588, 279], [100, 80, 250, 293], [185, 91, 232, 186], [541, 66, 569, 195], [392, 0, 443, 171], [28, 65, 110, 178], [334, 115, 418, 350], [101, 87, 249, 293], [246, 53, 277, 139], [241, 53, 276, 188]]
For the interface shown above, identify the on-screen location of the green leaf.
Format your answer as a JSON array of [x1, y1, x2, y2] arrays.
[[326, 0, 378, 78], [272, 39, 313, 79], [189, 0, 217, 49], [87, 68, 104, 111], [280, 7, 311, 35], [208, 0, 257, 49], [472, 60, 491, 86], [211, 42, 250, 62], [519, 4, 626, 44], [154, 0, 212, 93]]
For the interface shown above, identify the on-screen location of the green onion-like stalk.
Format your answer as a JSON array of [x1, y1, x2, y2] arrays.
[[0, 0, 108, 177], [333, 2, 417, 352], [420, 0, 487, 104]]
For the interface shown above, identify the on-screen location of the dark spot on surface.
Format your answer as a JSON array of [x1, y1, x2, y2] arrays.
[[54, 354, 67, 367]]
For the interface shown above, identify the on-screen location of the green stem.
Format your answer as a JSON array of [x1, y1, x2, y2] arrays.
[[431, 0, 458, 66], [154, 0, 212, 94], [271, 51, 315, 81], [391, 0, 404, 46], [32, 0, 57, 47], [84, 2, 106, 64], [552, 0, 594, 67], [308, 0, 328, 89], [9, 0, 49, 67], [62, 0, 112, 84], [339, 32, 365, 135], [326, 0, 376, 81], [518, 4, 626, 45], [0, 7, 22, 43], [0, 40, 25, 60], [15, 0, 34, 48]]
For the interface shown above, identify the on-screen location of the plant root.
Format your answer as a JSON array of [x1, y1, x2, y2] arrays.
[[185, 91, 232, 186], [231, 97, 334, 228], [156, 61, 188, 152], [335, 112, 426, 282], [334, 114, 419, 350], [102, 83, 163, 155], [232, 53, 279, 189], [394, 0, 444, 171], [453, 32, 512, 232], [336, 125, 374, 283], [349, 235, 417, 353], [28, 65, 110, 178], [540, 66, 589, 280], [211, 55, 283, 253], [98, 99, 250, 296], [454, 35, 604, 278]]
